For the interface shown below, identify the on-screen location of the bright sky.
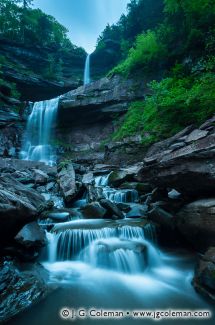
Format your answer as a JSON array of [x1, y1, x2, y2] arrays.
[[33, 0, 130, 53]]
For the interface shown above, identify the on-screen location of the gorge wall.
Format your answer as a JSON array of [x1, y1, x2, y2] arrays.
[[56, 75, 149, 165], [0, 39, 86, 102]]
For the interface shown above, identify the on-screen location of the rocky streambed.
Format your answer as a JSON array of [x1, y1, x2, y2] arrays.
[[0, 114, 215, 323]]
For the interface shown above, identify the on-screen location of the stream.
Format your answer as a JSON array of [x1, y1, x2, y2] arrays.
[[10, 174, 215, 325]]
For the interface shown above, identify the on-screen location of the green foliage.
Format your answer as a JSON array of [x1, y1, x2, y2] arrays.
[[109, 31, 166, 76], [92, 0, 164, 76], [114, 62, 215, 142], [0, 0, 83, 52]]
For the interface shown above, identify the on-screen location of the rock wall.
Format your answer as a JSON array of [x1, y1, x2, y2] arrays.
[[0, 106, 24, 158], [0, 39, 86, 101], [57, 75, 147, 165]]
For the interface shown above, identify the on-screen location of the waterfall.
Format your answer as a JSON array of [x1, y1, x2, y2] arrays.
[[20, 97, 59, 166], [84, 54, 91, 85], [95, 174, 139, 203], [47, 224, 157, 263]]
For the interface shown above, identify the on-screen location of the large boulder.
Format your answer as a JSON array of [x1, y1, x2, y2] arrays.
[[87, 185, 104, 202], [193, 247, 215, 302], [58, 163, 80, 203], [176, 199, 215, 251], [99, 199, 124, 220], [108, 164, 143, 187], [147, 206, 175, 229], [137, 133, 215, 198], [15, 222, 47, 248], [126, 203, 148, 219], [0, 175, 46, 244], [81, 202, 107, 219], [0, 259, 50, 323], [33, 169, 49, 185]]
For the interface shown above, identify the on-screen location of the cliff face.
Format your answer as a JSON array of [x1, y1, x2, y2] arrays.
[[56, 75, 148, 164], [0, 106, 24, 158], [0, 39, 86, 101]]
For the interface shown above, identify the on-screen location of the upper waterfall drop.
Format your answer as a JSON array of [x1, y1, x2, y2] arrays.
[[20, 97, 59, 166], [84, 53, 91, 85]]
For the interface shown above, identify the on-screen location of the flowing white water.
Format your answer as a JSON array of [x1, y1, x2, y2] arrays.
[[12, 219, 214, 325], [20, 97, 59, 166], [47, 223, 155, 262], [95, 174, 139, 203], [84, 54, 91, 85]]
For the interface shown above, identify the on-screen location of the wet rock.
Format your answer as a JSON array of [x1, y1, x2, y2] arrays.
[[126, 203, 147, 219], [100, 199, 124, 220], [72, 163, 87, 175], [168, 189, 181, 200], [58, 163, 77, 202], [119, 182, 152, 194], [34, 169, 49, 185], [147, 206, 175, 229], [81, 202, 107, 219], [116, 203, 132, 213], [87, 185, 104, 202], [47, 212, 70, 222], [82, 172, 94, 185], [97, 239, 147, 253], [193, 247, 215, 302], [176, 199, 215, 251], [0, 175, 46, 244], [108, 164, 142, 187], [46, 182, 55, 192], [15, 222, 47, 248], [0, 259, 50, 323]]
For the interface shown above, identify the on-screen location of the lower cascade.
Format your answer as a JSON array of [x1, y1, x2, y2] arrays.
[[31, 216, 212, 325], [20, 97, 59, 166]]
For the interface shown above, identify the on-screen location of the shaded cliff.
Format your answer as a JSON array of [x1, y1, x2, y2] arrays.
[[0, 39, 86, 102]]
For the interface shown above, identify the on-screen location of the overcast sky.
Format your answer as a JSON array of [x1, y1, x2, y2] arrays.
[[33, 0, 129, 53]]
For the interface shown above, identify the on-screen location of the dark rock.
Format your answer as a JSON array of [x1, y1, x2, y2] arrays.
[[119, 182, 152, 193], [126, 203, 147, 218], [15, 222, 47, 248], [137, 134, 215, 198], [87, 185, 104, 202], [145, 125, 194, 159], [100, 199, 124, 219], [34, 169, 49, 185], [58, 163, 77, 202], [200, 116, 215, 130], [108, 164, 142, 187], [59, 76, 146, 127], [0, 39, 85, 101], [81, 202, 107, 219], [168, 189, 181, 200], [0, 175, 46, 244], [116, 203, 132, 213], [82, 172, 94, 185], [176, 199, 215, 251], [169, 142, 186, 151], [0, 259, 50, 323], [147, 206, 175, 229], [193, 247, 215, 302], [46, 182, 55, 192]]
